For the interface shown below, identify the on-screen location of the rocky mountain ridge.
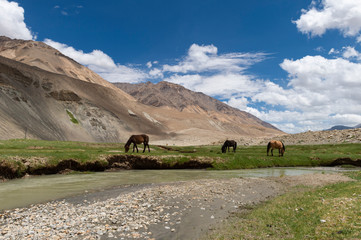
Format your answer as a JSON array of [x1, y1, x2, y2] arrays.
[[325, 124, 361, 131], [115, 81, 278, 130], [0, 37, 282, 144]]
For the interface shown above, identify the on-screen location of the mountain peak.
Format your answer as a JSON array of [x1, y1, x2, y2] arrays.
[[114, 81, 280, 132]]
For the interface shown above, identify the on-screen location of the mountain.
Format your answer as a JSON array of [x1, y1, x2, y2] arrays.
[[325, 124, 361, 131], [0, 37, 282, 145], [0, 36, 116, 90], [115, 81, 280, 131]]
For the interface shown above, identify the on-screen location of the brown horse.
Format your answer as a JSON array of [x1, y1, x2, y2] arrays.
[[222, 140, 237, 153], [124, 134, 150, 153], [267, 140, 285, 157]]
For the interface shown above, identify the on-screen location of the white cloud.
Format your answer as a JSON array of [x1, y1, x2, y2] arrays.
[[0, 0, 35, 40], [163, 43, 267, 74], [294, 0, 361, 38], [225, 97, 249, 111], [44, 39, 148, 83], [165, 73, 263, 99], [159, 44, 361, 133], [342, 46, 361, 60], [281, 55, 361, 90], [262, 55, 361, 131]]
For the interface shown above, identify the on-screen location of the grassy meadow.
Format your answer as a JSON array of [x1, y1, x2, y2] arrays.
[[0, 139, 360, 178], [204, 171, 361, 240]]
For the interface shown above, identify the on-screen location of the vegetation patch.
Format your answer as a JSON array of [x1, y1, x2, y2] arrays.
[[66, 109, 79, 124], [203, 171, 361, 240], [0, 139, 360, 179]]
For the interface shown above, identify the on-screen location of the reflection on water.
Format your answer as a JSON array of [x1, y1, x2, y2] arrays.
[[0, 167, 353, 210]]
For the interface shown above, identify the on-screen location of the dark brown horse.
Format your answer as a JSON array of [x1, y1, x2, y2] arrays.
[[267, 140, 285, 157], [222, 140, 237, 153], [124, 134, 150, 153]]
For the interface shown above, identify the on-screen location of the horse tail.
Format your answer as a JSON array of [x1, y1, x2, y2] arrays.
[[267, 142, 271, 155], [234, 142, 237, 151], [282, 141, 285, 151]]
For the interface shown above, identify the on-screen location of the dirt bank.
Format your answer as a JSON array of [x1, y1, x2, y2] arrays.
[[1, 152, 361, 181], [0, 154, 214, 180]]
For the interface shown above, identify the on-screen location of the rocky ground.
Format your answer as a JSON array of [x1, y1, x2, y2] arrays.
[[0, 173, 353, 240], [152, 128, 361, 146], [230, 128, 361, 146]]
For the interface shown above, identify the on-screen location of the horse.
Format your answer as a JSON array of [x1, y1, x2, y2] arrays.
[[221, 140, 237, 153], [267, 140, 285, 157], [124, 134, 150, 153]]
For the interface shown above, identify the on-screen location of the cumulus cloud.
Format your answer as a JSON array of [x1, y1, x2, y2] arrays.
[[341, 46, 361, 60], [258, 55, 361, 131], [0, 0, 35, 40], [163, 44, 267, 74], [294, 0, 361, 37], [44, 39, 148, 83], [158, 43, 361, 132], [225, 97, 249, 111], [165, 73, 262, 99]]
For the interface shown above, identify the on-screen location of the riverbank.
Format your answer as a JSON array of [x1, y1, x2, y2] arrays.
[[1, 139, 361, 181], [0, 173, 353, 239]]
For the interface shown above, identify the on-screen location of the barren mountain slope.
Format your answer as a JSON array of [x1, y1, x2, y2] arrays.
[[0, 37, 282, 145], [0, 36, 125, 93], [116, 81, 281, 132], [0, 55, 167, 142]]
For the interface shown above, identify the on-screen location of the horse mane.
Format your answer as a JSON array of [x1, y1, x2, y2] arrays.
[[125, 136, 133, 147]]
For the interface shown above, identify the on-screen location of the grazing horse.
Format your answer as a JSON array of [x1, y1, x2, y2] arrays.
[[221, 140, 237, 153], [124, 134, 150, 153], [267, 140, 285, 157]]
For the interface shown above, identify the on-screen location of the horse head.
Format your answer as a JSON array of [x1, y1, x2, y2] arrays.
[[221, 145, 227, 153]]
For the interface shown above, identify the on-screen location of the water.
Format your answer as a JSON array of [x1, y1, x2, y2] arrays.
[[0, 167, 353, 211]]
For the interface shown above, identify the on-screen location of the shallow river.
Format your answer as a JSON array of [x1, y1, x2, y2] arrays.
[[0, 167, 352, 211]]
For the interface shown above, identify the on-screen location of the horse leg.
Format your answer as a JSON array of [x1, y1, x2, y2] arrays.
[[133, 143, 138, 153], [271, 148, 273, 156], [143, 142, 146, 153], [147, 143, 150, 152]]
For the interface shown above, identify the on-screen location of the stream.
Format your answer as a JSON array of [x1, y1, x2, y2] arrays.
[[0, 167, 353, 211]]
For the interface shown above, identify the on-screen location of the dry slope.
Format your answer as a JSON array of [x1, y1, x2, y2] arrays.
[[0, 37, 282, 144]]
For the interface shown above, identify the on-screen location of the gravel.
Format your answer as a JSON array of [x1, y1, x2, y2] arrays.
[[0, 174, 353, 239]]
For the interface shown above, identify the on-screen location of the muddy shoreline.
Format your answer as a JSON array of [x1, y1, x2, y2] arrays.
[[0, 155, 214, 180], [1, 154, 361, 181]]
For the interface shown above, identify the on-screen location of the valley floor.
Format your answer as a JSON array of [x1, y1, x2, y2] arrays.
[[0, 173, 352, 239]]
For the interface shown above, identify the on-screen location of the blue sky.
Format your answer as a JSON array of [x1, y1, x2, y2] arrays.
[[1, 0, 361, 133]]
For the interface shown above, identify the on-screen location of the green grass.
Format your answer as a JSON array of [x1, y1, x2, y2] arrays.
[[0, 139, 360, 178], [66, 109, 79, 124], [204, 171, 361, 240]]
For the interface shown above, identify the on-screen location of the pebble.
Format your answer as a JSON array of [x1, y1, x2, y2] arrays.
[[0, 178, 269, 239]]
